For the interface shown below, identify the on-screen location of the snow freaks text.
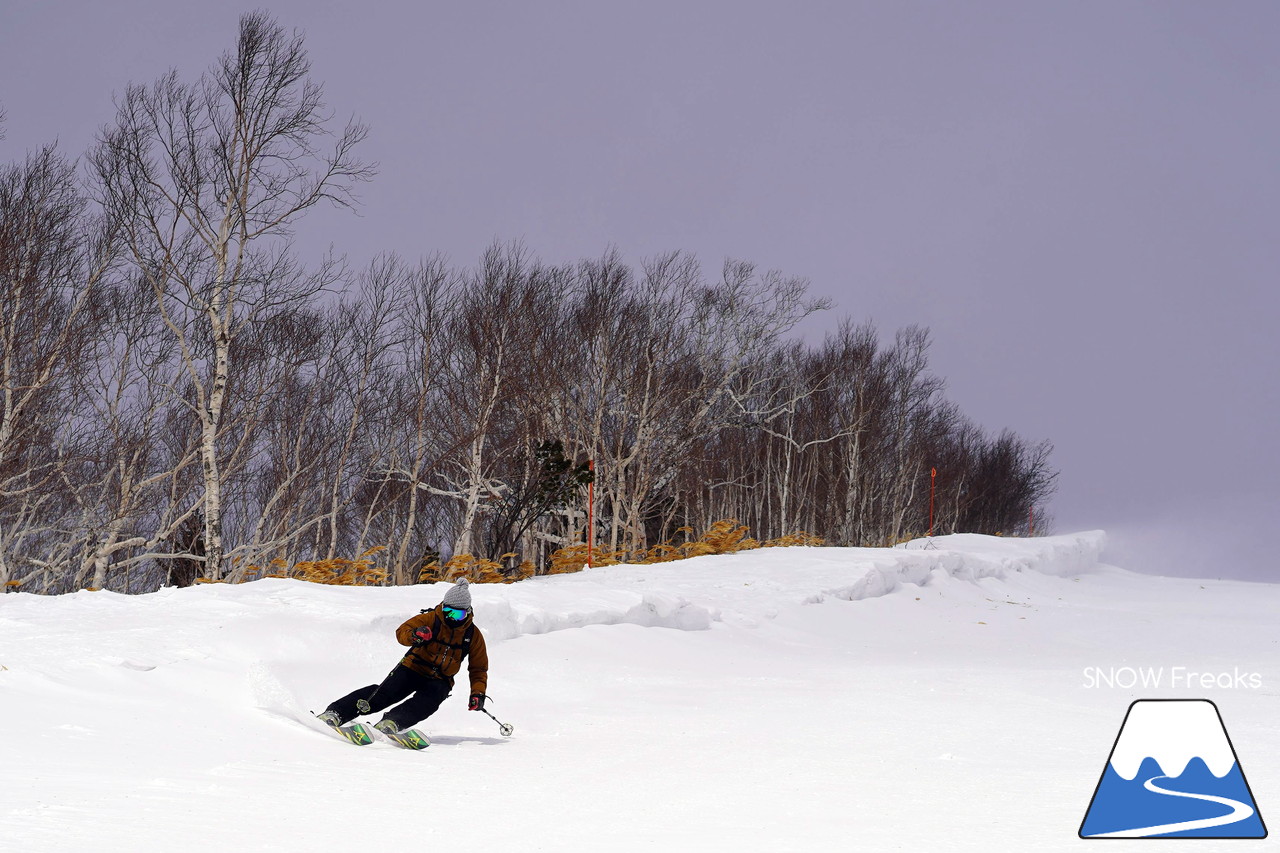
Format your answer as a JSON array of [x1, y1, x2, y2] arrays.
[[1082, 667, 1262, 690]]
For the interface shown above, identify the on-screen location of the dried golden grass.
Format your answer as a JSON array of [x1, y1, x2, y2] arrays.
[[223, 520, 822, 589], [546, 519, 822, 574], [762, 531, 826, 548], [419, 553, 536, 585], [241, 546, 390, 586]]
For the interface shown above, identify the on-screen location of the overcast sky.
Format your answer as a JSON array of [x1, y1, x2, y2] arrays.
[[3, 1, 1276, 579]]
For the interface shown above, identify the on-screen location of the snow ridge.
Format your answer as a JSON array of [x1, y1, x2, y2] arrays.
[[470, 592, 716, 641], [806, 530, 1104, 606], [464, 531, 1106, 636]]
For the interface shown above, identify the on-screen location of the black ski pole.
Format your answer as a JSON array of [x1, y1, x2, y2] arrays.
[[481, 707, 514, 737]]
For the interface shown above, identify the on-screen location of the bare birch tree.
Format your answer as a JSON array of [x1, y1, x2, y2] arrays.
[[423, 244, 558, 558], [0, 144, 118, 589], [91, 12, 371, 579], [63, 275, 202, 591], [384, 258, 459, 580]]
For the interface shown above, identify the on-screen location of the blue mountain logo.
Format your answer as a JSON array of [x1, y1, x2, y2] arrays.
[[1080, 699, 1266, 838]]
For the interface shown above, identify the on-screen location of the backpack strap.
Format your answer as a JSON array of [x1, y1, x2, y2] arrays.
[[433, 620, 475, 651]]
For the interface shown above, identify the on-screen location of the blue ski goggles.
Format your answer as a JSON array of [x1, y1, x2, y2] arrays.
[[443, 605, 469, 622]]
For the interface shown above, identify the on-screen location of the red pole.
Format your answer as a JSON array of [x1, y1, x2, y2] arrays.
[[587, 459, 595, 568], [928, 467, 937, 537]]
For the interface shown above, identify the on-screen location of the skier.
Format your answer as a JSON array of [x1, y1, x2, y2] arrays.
[[318, 578, 488, 740]]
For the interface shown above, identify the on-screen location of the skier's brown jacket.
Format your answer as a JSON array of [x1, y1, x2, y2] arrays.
[[395, 605, 488, 696]]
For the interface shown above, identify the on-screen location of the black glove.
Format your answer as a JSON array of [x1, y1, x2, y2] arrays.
[[468, 693, 486, 711], [411, 625, 433, 645]]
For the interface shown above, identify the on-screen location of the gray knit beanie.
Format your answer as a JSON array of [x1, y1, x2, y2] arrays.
[[442, 578, 472, 610]]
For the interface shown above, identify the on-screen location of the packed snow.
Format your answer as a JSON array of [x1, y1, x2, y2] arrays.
[[1, 532, 1275, 850]]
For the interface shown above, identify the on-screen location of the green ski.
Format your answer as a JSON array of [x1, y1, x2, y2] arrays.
[[334, 722, 374, 745], [315, 713, 374, 745], [380, 727, 430, 750]]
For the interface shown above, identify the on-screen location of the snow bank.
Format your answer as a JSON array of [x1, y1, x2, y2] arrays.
[[0, 532, 1109, 701], [0, 533, 1108, 659], [468, 530, 1107, 633], [831, 528, 1109, 599]]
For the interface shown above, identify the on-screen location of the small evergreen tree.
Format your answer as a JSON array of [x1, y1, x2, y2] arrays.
[[484, 440, 592, 569]]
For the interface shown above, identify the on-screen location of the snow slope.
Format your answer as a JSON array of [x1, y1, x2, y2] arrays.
[[1, 532, 1275, 851]]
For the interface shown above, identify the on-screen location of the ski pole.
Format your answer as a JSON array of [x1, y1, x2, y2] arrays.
[[481, 707, 514, 737]]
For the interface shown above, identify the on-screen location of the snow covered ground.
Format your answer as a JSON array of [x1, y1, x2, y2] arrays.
[[1, 532, 1275, 850]]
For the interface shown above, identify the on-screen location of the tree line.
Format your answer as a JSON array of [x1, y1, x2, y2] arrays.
[[0, 13, 1056, 594]]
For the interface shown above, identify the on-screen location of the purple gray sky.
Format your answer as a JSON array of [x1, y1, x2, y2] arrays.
[[3, 2, 1277, 579]]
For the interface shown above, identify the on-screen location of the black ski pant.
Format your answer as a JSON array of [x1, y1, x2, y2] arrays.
[[327, 663, 451, 729]]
